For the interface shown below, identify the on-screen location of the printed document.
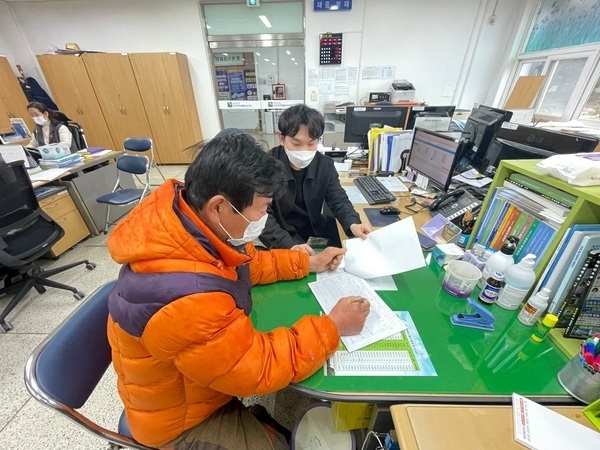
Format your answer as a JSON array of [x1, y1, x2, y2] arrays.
[[513, 393, 600, 449], [344, 217, 426, 278], [308, 273, 407, 352], [29, 168, 71, 182]]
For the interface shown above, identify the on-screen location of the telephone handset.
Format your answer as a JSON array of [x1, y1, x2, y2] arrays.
[[429, 188, 466, 212]]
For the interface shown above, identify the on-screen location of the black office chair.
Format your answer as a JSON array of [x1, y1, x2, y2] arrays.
[[0, 161, 95, 332], [53, 110, 88, 151], [24, 281, 157, 450]]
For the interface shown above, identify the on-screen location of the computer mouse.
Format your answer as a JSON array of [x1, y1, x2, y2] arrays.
[[380, 206, 400, 215]]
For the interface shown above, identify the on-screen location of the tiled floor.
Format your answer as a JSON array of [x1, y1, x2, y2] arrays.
[[0, 165, 317, 448]]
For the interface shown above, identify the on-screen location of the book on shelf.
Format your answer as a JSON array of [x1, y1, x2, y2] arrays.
[[504, 179, 570, 218], [564, 266, 600, 338], [549, 234, 600, 314], [508, 173, 577, 208], [556, 250, 600, 328]]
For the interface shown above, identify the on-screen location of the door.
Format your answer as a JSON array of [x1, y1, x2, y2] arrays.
[[37, 55, 116, 149], [82, 53, 152, 157], [129, 53, 201, 163], [0, 57, 34, 132]]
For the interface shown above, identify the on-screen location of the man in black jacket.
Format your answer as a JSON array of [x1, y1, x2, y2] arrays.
[[259, 105, 371, 254]]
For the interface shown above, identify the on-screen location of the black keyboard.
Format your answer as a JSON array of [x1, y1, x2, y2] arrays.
[[353, 176, 396, 205]]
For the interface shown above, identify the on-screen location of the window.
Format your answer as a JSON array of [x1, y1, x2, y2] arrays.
[[537, 58, 587, 118], [578, 74, 600, 123]]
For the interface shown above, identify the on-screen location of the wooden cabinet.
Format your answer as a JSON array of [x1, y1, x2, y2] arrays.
[[37, 52, 203, 163], [82, 53, 153, 155], [39, 189, 90, 257], [0, 57, 34, 133], [37, 54, 117, 150], [130, 53, 202, 163]]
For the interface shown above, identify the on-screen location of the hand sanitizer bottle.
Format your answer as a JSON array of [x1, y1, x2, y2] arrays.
[[517, 287, 551, 326], [496, 254, 537, 310], [477, 236, 518, 289]]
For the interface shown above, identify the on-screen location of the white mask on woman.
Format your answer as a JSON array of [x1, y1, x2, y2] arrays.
[[285, 148, 316, 169], [33, 116, 48, 126], [219, 201, 268, 247]]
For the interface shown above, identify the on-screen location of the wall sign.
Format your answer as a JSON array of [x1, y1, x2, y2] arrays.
[[213, 53, 244, 66], [319, 33, 343, 65], [314, 0, 352, 11]]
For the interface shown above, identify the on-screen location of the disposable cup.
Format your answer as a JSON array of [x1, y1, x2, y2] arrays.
[[442, 260, 481, 298]]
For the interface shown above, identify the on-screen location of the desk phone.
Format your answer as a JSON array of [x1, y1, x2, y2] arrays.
[[429, 189, 481, 221]]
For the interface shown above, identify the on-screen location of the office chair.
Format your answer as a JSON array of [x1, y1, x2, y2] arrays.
[[65, 121, 88, 151], [124, 137, 165, 183], [96, 151, 151, 234], [24, 281, 157, 450], [0, 161, 95, 332]]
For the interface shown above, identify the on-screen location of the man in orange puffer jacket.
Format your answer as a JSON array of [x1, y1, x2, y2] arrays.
[[106, 130, 370, 450]]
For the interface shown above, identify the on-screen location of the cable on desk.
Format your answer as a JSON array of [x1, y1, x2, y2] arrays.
[[361, 430, 386, 450]]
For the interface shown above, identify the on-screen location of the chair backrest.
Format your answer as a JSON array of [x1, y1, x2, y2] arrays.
[[123, 137, 152, 153], [0, 160, 39, 221], [117, 154, 149, 175], [65, 122, 88, 151], [24, 281, 152, 450]]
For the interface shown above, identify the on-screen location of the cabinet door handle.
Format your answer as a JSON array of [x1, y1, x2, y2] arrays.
[[163, 106, 167, 114], [123, 106, 127, 115], [166, 106, 170, 115], [80, 107, 84, 116], [119, 106, 123, 114]]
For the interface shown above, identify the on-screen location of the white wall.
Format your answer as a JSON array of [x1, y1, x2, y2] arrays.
[[0, 0, 221, 138], [305, 0, 529, 109]]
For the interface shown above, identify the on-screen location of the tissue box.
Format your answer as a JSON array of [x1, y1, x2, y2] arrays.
[[39, 143, 71, 160], [431, 243, 464, 268]]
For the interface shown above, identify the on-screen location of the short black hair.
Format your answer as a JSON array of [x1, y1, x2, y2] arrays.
[[184, 134, 286, 211], [278, 104, 324, 140]]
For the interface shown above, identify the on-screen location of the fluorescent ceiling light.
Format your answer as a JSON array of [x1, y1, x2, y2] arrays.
[[291, 58, 295, 61], [222, 53, 228, 56], [271, 63, 275, 65], [264, 59, 269, 62], [294, 62, 298, 65], [286, 50, 291, 55], [259, 15, 272, 28], [256, 52, 261, 56]]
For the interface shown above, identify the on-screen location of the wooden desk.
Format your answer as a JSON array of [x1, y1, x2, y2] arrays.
[[390, 404, 595, 450], [339, 175, 431, 235]]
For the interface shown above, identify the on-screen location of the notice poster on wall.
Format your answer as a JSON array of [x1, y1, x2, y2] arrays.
[[216, 70, 230, 100], [228, 71, 246, 100], [243, 69, 258, 101]]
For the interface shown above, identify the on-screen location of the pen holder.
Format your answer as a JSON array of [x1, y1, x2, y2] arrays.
[[557, 355, 600, 404]]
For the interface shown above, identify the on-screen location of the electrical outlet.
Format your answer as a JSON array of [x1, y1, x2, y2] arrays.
[[310, 91, 318, 101]]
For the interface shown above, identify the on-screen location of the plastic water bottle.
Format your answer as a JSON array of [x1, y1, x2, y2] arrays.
[[518, 287, 551, 326], [496, 254, 537, 310], [477, 237, 518, 289]]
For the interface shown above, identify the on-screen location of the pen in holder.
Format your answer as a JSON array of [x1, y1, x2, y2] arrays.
[[557, 338, 600, 404]]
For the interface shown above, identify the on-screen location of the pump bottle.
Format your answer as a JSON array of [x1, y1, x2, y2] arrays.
[[517, 287, 551, 326], [496, 254, 537, 310], [477, 236, 518, 289]]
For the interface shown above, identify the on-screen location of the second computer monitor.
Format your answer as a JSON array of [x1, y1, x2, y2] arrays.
[[344, 105, 409, 148], [406, 105, 456, 130], [407, 127, 465, 192]]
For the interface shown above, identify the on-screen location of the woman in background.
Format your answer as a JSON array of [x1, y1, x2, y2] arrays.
[[27, 101, 76, 152]]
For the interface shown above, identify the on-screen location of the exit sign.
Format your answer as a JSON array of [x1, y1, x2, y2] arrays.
[[247, 0, 260, 6]]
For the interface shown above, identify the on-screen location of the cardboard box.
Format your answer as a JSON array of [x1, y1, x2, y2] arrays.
[[331, 402, 374, 431], [431, 243, 464, 268], [39, 142, 71, 160]]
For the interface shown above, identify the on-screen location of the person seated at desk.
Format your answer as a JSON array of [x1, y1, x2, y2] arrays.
[[260, 104, 372, 254], [106, 130, 371, 450], [26, 101, 76, 153]]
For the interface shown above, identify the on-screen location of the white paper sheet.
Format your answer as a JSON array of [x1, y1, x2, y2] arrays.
[[344, 217, 426, 278], [376, 176, 408, 192], [452, 168, 492, 187], [91, 149, 114, 157], [308, 273, 407, 352], [0, 145, 29, 166], [29, 168, 71, 182], [316, 266, 397, 291]]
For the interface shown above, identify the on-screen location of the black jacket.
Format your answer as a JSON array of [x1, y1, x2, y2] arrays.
[[260, 145, 361, 249]]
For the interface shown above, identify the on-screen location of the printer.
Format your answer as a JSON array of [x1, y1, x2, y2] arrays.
[[390, 79, 415, 103]]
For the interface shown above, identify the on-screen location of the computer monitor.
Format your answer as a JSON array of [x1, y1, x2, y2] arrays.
[[406, 105, 456, 130], [472, 123, 599, 175], [461, 106, 509, 162], [475, 104, 513, 123], [344, 106, 409, 148], [407, 127, 466, 192]]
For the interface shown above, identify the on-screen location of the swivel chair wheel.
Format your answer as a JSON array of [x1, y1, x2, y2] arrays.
[[85, 263, 96, 270], [73, 291, 86, 301], [0, 321, 13, 332]]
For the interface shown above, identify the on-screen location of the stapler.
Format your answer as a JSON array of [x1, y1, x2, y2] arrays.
[[451, 297, 495, 331]]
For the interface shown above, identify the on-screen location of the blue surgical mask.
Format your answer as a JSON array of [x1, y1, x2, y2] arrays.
[[219, 201, 268, 247]]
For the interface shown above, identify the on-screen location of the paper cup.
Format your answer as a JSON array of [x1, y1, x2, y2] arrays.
[[442, 260, 481, 298]]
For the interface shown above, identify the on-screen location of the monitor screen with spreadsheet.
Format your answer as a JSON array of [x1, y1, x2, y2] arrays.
[[407, 127, 465, 192]]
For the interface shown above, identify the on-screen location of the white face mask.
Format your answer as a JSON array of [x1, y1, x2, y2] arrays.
[[219, 201, 268, 247], [285, 148, 316, 169], [33, 116, 47, 126]]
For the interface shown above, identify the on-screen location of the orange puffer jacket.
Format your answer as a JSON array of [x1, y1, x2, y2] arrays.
[[106, 180, 339, 447]]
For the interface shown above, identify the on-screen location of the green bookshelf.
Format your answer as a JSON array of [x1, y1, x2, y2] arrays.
[[467, 159, 600, 356]]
